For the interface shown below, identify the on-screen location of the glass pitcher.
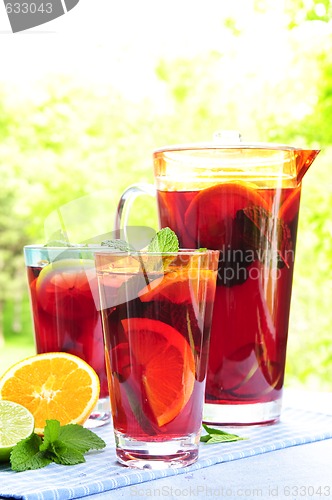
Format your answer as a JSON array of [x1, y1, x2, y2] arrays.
[[116, 134, 319, 425]]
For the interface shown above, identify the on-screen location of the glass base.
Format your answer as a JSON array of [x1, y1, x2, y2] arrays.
[[203, 399, 282, 426], [84, 397, 112, 429], [114, 431, 200, 469]]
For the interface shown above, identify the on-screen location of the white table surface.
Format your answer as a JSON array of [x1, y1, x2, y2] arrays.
[[87, 389, 332, 500]]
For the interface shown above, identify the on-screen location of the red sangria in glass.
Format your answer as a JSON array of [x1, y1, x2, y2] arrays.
[[95, 249, 219, 468]]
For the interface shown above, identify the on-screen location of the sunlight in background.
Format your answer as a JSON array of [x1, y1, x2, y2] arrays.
[[0, 2, 304, 89], [1, 0, 329, 132], [0, 0, 331, 389]]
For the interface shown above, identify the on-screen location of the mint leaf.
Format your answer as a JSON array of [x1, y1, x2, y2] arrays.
[[147, 227, 179, 253], [101, 239, 133, 251], [202, 423, 236, 435], [40, 421, 106, 464], [57, 423, 106, 453], [204, 433, 246, 444], [39, 419, 61, 451], [39, 421, 105, 467], [200, 434, 212, 442], [10, 420, 106, 472], [51, 441, 86, 466], [100, 229, 179, 254], [10, 434, 52, 472], [200, 423, 247, 444]]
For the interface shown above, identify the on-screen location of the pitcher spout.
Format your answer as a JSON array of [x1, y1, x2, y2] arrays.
[[295, 149, 320, 184]]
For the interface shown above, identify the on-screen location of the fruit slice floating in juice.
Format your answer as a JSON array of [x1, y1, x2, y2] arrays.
[[279, 186, 301, 223], [36, 259, 98, 319], [184, 181, 270, 249], [120, 318, 195, 427], [138, 268, 217, 304]]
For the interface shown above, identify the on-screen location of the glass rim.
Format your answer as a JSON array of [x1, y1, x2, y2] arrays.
[[24, 244, 107, 250], [153, 142, 316, 154], [94, 248, 220, 257], [24, 245, 219, 256]]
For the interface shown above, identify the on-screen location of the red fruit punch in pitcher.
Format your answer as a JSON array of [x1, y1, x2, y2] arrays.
[[152, 140, 319, 425]]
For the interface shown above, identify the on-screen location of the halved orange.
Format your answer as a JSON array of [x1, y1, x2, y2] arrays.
[[0, 352, 100, 434], [121, 318, 195, 427], [138, 269, 217, 305], [36, 259, 97, 319], [184, 181, 270, 248]]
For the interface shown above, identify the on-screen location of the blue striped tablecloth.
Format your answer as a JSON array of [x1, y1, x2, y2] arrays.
[[0, 406, 331, 500]]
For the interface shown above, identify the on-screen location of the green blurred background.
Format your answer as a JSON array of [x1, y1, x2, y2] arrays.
[[0, 0, 331, 391]]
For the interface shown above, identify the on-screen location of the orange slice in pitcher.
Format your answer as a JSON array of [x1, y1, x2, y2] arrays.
[[0, 352, 100, 434], [184, 181, 269, 248], [278, 187, 301, 223], [138, 269, 217, 304], [121, 318, 195, 427]]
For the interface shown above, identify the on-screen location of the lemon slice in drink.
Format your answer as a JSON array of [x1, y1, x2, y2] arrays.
[[0, 400, 34, 462]]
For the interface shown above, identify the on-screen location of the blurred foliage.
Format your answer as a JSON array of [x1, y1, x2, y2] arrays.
[[284, 0, 332, 26], [0, 0, 331, 390], [288, 149, 332, 390]]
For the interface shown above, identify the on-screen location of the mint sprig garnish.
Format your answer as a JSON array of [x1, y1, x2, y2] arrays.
[[45, 228, 180, 254], [147, 227, 179, 253], [200, 423, 247, 444], [101, 238, 134, 251], [10, 420, 106, 471]]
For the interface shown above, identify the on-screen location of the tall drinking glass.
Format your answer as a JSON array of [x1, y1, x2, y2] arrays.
[[115, 138, 319, 425], [24, 245, 111, 427], [95, 249, 219, 468]]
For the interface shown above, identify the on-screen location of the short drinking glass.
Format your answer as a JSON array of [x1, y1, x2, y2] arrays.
[[24, 245, 111, 428]]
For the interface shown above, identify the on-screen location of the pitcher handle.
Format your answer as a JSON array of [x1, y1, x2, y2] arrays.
[[114, 183, 157, 239]]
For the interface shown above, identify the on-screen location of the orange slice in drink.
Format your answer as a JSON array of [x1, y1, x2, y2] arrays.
[[121, 318, 195, 427], [0, 352, 100, 434], [184, 181, 269, 248], [138, 269, 217, 305], [36, 259, 97, 319]]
